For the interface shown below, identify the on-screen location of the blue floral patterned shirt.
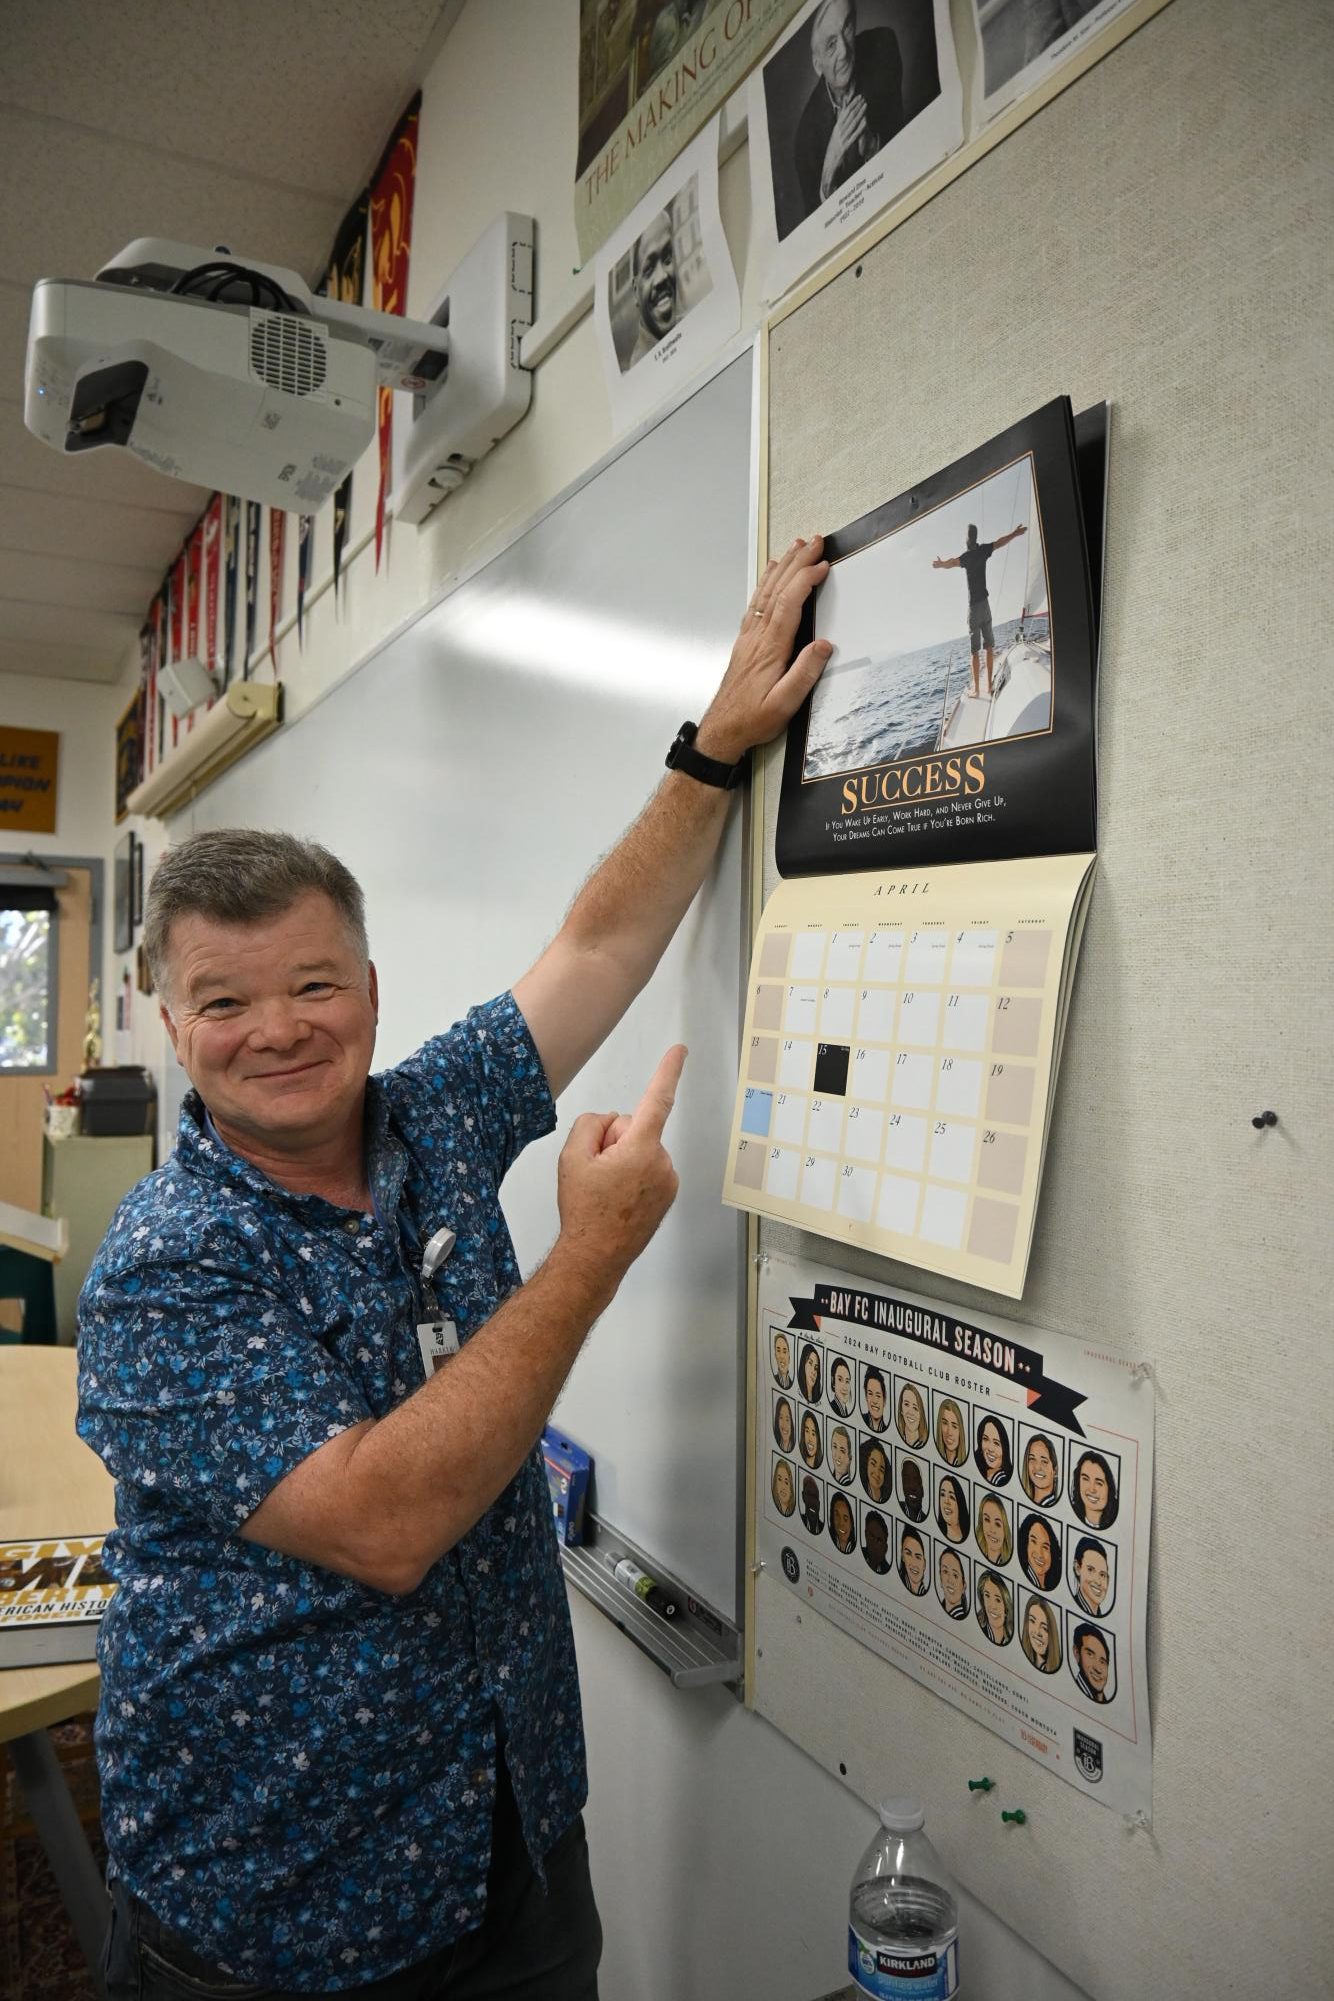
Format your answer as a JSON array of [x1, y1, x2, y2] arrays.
[[77, 993, 586, 1991]]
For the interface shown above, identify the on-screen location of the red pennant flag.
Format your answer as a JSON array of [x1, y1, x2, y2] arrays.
[[269, 510, 286, 671], [370, 95, 421, 572], [203, 495, 223, 688]]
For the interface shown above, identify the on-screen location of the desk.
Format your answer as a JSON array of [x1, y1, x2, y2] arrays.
[[0, 1347, 114, 1985]]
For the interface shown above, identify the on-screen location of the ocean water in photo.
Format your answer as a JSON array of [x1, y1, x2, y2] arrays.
[[804, 617, 1027, 778]]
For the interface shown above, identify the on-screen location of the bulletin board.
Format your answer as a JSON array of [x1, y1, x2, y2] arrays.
[[746, 0, 1333, 1994]]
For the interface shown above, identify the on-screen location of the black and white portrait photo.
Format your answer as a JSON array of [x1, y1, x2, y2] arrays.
[[594, 116, 740, 433], [972, 0, 1133, 121], [606, 174, 713, 374], [749, 0, 962, 301]]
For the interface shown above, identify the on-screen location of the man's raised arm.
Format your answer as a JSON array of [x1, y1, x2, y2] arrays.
[[513, 534, 832, 1099]]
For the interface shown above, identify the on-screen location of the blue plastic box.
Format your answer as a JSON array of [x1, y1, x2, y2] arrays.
[[542, 1427, 591, 1547]]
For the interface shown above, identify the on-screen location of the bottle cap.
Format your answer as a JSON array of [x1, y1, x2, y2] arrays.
[[878, 1798, 925, 1834]]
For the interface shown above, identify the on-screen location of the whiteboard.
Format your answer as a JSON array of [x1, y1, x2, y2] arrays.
[[180, 352, 755, 1622], [752, 0, 1334, 1994]]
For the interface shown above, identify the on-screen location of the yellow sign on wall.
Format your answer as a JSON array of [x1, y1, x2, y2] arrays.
[[0, 726, 59, 833]]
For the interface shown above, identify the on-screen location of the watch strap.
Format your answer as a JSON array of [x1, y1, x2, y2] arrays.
[[666, 720, 747, 790]]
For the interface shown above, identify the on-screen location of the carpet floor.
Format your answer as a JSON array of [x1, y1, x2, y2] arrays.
[[0, 1715, 104, 2001]]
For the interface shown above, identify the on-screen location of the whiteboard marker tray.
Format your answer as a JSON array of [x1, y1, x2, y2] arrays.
[[560, 1515, 741, 1692]]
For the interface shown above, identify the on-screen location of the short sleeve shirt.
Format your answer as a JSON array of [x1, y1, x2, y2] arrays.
[[959, 541, 995, 602], [76, 993, 583, 1992]]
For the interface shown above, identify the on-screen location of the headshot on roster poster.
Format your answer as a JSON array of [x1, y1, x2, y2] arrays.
[[1019, 1430, 1061, 1508], [975, 1412, 1013, 1487], [829, 1491, 858, 1555], [1071, 1448, 1120, 1530], [860, 1436, 891, 1506], [607, 174, 713, 374], [828, 1353, 856, 1417], [937, 1546, 969, 1619], [828, 1423, 855, 1487], [772, 1329, 794, 1388], [1071, 1621, 1116, 1705], [935, 1471, 970, 1545], [862, 1508, 891, 1575], [1019, 1593, 1063, 1676], [976, 1568, 1014, 1646], [759, 0, 945, 240], [1070, 1534, 1114, 1618], [862, 1364, 888, 1432], [773, 1394, 796, 1455], [1018, 1511, 1061, 1593], [974, 1491, 1013, 1567], [897, 1524, 929, 1596], [799, 1407, 825, 1471], [934, 1394, 969, 1467], [894, 1379, 930, 1448], [771, 1456, 797, 1518], [800, 1472, 825, 1535], [797, 1340, 823, 1405], [898, 1455, 927, 1523]]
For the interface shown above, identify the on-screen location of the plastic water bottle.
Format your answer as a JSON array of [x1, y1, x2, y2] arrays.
[[848, 1798, 960, 2000]]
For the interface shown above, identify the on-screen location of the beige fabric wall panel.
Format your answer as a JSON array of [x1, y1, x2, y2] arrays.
[[754, 0, 1334, 1993]]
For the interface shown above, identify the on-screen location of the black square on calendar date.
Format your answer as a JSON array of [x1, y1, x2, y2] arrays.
[[813, 1043, 850, 1096]]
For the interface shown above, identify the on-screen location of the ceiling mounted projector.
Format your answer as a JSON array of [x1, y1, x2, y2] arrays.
[[23, 221, 534, 515]]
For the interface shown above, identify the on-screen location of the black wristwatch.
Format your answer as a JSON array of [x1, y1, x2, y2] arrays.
[[665, 720, 748, 790]]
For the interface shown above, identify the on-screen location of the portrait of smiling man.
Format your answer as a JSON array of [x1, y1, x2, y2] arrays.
[[627, 205, 679, 367], [76, 538, 832, 2000]]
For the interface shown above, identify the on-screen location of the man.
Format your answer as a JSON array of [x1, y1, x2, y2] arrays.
[[932, 519, 1027, 699], [1072, 1623, 1113, 1703], [795, 0, 905, 221], [828, 1354, 854, 1417], [1072, 1537, 1111, 1619], [645, 0, 707, 85], [627, 208, 677, 368], [77, 537, 832, 1998]]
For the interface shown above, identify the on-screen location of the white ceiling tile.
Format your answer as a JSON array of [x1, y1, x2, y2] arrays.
[[0, 0, 453, 199], [0, 635, 126, 684], [0, 598, 137, 659], [0, 549, 160, 615], [0, 111, 347, 292], [0, 486, 199, 572], [0, 403, 206, 518]]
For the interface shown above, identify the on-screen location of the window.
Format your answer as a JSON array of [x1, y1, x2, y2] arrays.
[[0, 889, 57, 1072]]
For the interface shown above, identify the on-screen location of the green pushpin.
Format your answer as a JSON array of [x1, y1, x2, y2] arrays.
[[1001, 1808, 1027, 1825], [967, 1778, 994, 1793]]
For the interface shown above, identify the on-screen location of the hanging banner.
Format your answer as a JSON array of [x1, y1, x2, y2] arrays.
[[186, 523, 204, 662], [222, 495, 241, 688], [203, 495, 223, 680], [269, 510, 286, 670], [150, 594, 164, 767], [325, 189, 369, 608], [297, 515, 314, 648], [370, 96, 421, 571], [758, 1248, 1154, 1817], [244, 500, 262, 674], [575, 0, 802, 262]]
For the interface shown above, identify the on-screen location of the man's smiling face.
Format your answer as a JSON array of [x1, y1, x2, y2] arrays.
[[161, 889, 378, 1154], [636, 212, 677, 339]]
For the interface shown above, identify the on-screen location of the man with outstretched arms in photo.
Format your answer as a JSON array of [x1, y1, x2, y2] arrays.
[[77, 538, 830, 2001], [932, 519, 1027, 698]]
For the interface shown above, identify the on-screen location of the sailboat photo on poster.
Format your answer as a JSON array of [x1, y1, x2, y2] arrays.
[[775, 396, 1104, 877], [804, 452, 1052, 781]]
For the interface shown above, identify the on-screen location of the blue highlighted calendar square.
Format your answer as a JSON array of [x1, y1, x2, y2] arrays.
[[741, 1088, 774, 1137]]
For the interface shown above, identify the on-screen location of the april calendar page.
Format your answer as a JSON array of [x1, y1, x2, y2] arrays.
[[723, 854, 1094, 1297]]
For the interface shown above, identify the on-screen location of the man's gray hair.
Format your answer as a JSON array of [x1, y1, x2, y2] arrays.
[[145, 829, 368, 1002], [811, 0, 854, 51]]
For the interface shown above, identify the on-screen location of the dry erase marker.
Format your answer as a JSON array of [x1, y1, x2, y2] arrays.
[[605, 1551, 678, 1619]]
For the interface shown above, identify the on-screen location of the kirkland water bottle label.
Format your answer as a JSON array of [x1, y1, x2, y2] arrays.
[[849, 1925, 959, 1999]]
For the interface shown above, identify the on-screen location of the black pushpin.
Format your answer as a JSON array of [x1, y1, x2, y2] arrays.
[[1250, 1111, 1278, 1130]]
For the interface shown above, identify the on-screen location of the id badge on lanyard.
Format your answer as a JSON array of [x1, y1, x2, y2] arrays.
[[414, 1223, 459, 1379]]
